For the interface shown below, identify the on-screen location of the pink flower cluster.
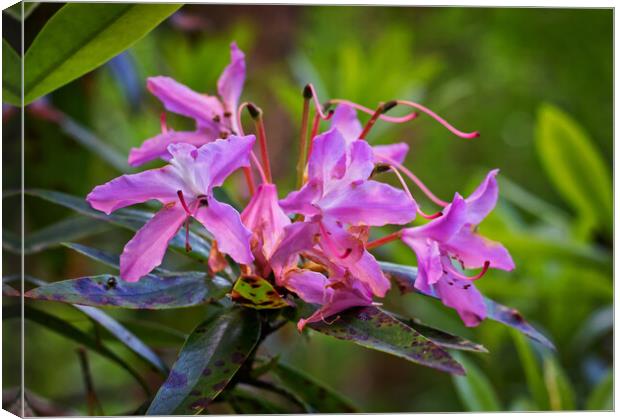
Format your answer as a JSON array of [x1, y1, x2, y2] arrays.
[[87, 43, 514, 330]]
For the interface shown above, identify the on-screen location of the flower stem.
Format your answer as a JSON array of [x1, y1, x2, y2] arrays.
[[296, 86, 312, 189], [366, 230, 403, 250]]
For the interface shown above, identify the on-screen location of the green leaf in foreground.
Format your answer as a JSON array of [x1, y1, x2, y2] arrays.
[[231, 275, 289, 309], [269, 361, 359, 413], [3, 39, 21, 105], [511, 330, 548, 410], [451, 352, 501, 411], [23, 3, 181, 104], [147, 308, 261, 415], [395, 315, 488, 353], [25, 272, 229, 309], [310, 306, 465, 375], [586, 369, 613, 410]]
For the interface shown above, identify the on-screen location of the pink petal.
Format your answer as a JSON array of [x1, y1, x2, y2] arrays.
[[86, 166, 182, 215], [279, 179, 322, 217], [120, 204, 187, 282], [283, 269, 332, 305], [217, 42, 246, 115], [403, 194, 468, 243], [404, 238, 444, 287], [340, 140, 374, 185], [445, 228, 515, 271], [128, 130, 214, 167], [193, 135, 256, 189], [307, 128, 347, 190], [372, 142, 409, 165], [147, 76, 222, 129], [194, 198, 253, 265], [330, 104, 362, 143], [320, 180, 417, 227], [344, 249, 391, 297], [433, 275, 487, 327], [241, 183, 291, 259], [464, 169, 499, 225], [270, 222, 320, 281]]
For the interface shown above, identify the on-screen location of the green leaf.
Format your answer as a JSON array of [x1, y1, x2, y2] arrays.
[[394, 314, 488, 353], [23, 3, 181, 104], [74, 305, 168, 375], [5, 2, 40, 21], [25, 272, 230, 309], [542, 355, 575, 410], [3, 39, 21, 105], [380, 261, 555, 350], [4, 304, 150, 395], [309, 305, 465, 375], [535, 104, 612, 236], [231, 275, 290, 309], [586, 369, 613, 410], [2, 216, 109, 255], [228, 389, 290, 414], [147, 308, 261, 415], [23, 189, 212, 262], [269, 361, 359, 413], [511, 330, 548, 410], [451, 353, 501, 411]]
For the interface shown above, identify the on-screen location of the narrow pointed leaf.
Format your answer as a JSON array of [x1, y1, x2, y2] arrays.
[[228, 389, 290, 414], [23, 3, 181, 104], [269, 361, 359, 413], [3, 39, 21, 105], [380, 261, 555, 350], [452, 352, 501, 411], [24, 189, 212, 262], [511, 330, 548, 410], [586, 369, 613, 410], [231, 275, 289, 309], [74, 305, 168, 375], [4, 305, 150, 394], [147, 308, 261, 415], [310, 306, 465, 375], [25, 272, 230, 309]]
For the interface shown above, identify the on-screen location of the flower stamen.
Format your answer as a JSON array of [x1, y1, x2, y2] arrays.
[[366, 230, 403, 250], [359, 101, 398, 140], [396, 100, 479, 139], [328, 99, 418, 123], [445, 261, 491, 281]]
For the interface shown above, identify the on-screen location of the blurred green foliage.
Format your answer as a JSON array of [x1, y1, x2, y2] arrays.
[[3, 4, 612, 414]]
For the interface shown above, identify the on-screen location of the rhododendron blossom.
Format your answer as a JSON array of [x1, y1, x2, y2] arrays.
[[86, 42, 515, 330]]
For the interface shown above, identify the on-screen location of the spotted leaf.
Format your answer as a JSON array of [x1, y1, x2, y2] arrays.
[[231, 275, 289, 309]]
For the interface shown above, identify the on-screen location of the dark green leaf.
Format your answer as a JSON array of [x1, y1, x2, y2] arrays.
[[3, 39, 21, 105], [23, 189, 212, 262], [536, 104, 612, 236], [5, 216, 110, 255], [451, 352, 501, 411], [269, 361, 359, 413], [74, 305, 168, 375], [586, 369, 613, 410], [4, 305, 150, 394], [25, 272, 229, 309], [228, 388, 289, 414], [5, 2, 40, 21], [23, 3, 181, 104], [309, 306, 465, 375], [231, 275, 289, 309], [380, 261, 555, 350], [394, 314, 488, 353], [59, 117, 131, 173], [147, 308, 261, 415]]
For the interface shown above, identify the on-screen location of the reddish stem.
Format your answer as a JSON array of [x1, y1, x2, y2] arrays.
[[366, 230, 403, 250]]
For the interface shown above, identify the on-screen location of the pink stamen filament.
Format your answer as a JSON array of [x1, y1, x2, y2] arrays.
[[445, 260, 490, 281], [236, 102, 267, 190], [385, 165, 441, 219], [160, 112, 168, 133], [253, 108, 273, 183], [176, 190, 192, 215], [307, 109, 334, 159], [306, 84, 336, 121], [376, 154, 449, 207], [366, 230, 403, 250], [318, 222, 352, 259], [328, 99, 418, 123], [396, 100, 479, 139]]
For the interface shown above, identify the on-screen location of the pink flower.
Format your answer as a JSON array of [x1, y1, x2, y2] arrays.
[[276, 128, 417, 299], [330, 103, 410, 165], [128, 43, 246, 166], [87, 135, 256, 282], [401, 170, 515, 326]]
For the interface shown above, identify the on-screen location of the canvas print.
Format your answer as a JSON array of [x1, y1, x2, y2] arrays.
[[2, 2, 613, 416]]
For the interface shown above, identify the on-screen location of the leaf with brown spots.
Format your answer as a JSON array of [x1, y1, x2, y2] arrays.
[[147, 308, 261, 415], [379, 261, 555, 350], [231, 275, 289, 309], [310, 306, 466, 375]]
